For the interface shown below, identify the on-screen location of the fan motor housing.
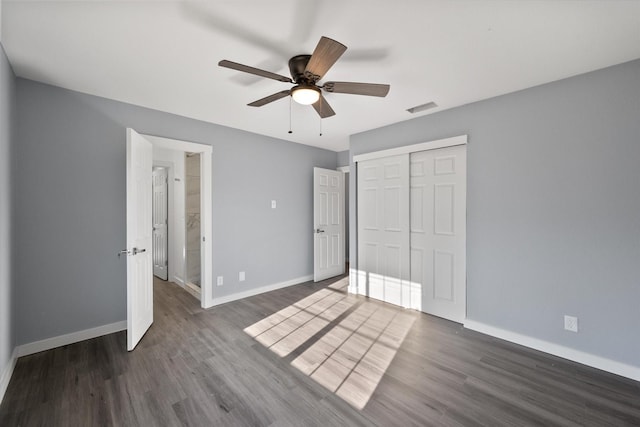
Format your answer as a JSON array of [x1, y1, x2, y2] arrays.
[[288, 54, 312, 83]]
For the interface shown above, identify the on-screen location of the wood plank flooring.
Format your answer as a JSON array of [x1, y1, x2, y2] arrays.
[[1, 275, 639, 426]]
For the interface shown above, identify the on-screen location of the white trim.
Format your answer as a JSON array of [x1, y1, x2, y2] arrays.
[[171, 278, 201, 300], [15, 321, 127, 358], [142, 133, 214, 310], [353, 134, 467, 163], [185, 282, 202, 299], [200, 150, 213, 308], [337, 165, 350, 173], [210, 275, 313, 307], [464, 319, 640, 382], [144, 134, 213, 155], [0, 348, 18, 404]]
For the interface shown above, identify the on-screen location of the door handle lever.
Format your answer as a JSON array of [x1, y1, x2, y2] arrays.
[[315, 228, 325, 234], [118, 249, 131, 257], [118, 248, 147, 257]]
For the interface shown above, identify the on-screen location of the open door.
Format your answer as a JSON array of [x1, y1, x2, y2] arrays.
[[152, 167, 168, 280], [313, 167, 345, 281], [125, 128, 154, 351]]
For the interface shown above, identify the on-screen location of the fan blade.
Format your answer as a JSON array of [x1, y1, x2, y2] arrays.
[[323, 82, 390, 97], [219, 60, 292, 83], [304, 37, 347, 81], [248, 90, 291, 107], [311, 94, 336, 118]]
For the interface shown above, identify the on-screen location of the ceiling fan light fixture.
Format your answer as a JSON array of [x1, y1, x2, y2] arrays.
[[291, 85, 320, 105]]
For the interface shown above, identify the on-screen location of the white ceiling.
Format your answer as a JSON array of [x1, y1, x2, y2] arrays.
[[2, 1, 640, 152]]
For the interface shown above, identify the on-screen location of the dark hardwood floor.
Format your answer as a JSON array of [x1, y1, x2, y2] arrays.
[[1, 275, 639, 426]]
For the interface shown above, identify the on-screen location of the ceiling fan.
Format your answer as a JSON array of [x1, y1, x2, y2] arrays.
[[218, 36, 390, 118]]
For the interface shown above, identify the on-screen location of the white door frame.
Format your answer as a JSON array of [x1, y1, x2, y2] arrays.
[[337, 166, 350, 266], [352, 134, 467, 302], [143, 134, 214, 309]]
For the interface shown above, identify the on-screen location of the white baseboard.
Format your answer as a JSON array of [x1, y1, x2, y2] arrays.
[[0, 348, 18, 404], [15, 320, 127, 358], [210, 275, 313, 307], [172, 279, 201, 300], [464, 319, 640, 382]]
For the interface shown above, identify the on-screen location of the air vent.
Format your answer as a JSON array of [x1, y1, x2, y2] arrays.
[[407, 102, 438, 114]]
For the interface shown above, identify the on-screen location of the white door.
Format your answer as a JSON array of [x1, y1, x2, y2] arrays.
[[126, 128, 154, 351], [313, 167, 345, 281], [152, 167, 168, 280], [410, 145, 467, 322], [357, 155, 411, 307]]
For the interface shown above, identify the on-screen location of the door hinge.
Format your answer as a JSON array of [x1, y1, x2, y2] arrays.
[[202, 237, 205, 242]]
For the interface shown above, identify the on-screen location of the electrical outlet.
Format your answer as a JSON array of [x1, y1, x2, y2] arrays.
[[564, 315, 578, 332], [217, 276, 223, 286], [239, 271, 245, 282]]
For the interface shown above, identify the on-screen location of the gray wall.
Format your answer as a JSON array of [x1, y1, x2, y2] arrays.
[[350, 59, 640, 368], [14, 79, 337, 345], [336, 150, 349, 168], [0, 43, 15, 385]]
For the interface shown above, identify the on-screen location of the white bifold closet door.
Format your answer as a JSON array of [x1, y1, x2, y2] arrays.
[[357, 144, 466, 323], [410, 145, 466, 322], [357, 154, 412, 308]]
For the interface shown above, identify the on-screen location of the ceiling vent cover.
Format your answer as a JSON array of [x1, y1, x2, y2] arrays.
[[407, 101, 438, 114]]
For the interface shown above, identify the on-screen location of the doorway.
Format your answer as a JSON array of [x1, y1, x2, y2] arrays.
[[151, 150, 202, 301], [128, 131, 213, 306], [126, 130, 214, 351]]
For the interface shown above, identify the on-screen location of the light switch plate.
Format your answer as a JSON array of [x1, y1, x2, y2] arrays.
[[271, 200, 276, 209], [564, 315, 578, 332]]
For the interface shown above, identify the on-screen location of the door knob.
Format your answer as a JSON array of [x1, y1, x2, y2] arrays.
[[119, 248, 147, 257]]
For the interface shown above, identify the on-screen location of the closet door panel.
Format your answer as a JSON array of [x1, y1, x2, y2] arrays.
[[357, 154, 410, 307], [410, 145, 467, 322]]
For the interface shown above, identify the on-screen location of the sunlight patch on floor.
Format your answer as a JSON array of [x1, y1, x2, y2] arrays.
[[244, 287, 355, 357], [244, 277, 415, 410], [292, 301, 415, 409]]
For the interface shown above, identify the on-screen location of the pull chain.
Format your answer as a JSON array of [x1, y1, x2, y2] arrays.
[[319, 96, 323, 136], [288, 96, 293, 134]]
